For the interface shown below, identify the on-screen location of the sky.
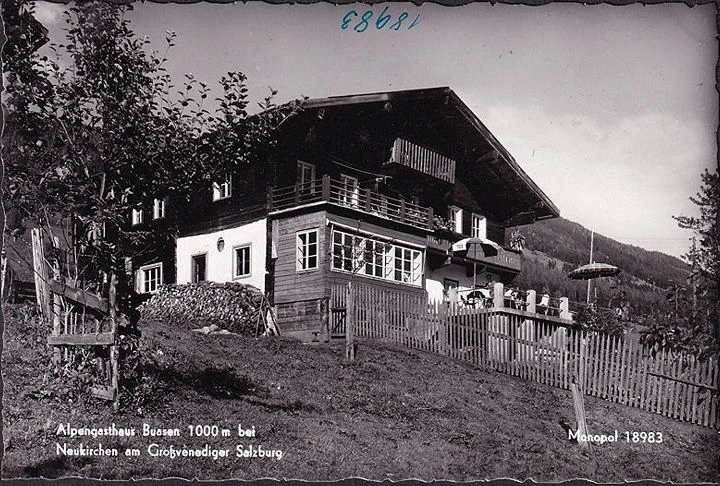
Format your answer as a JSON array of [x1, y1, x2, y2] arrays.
[[33, 1, 718, 260]]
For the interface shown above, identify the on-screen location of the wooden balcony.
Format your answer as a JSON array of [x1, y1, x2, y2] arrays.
[[387, 138, 456, 183], [268, 175, 434, 231]]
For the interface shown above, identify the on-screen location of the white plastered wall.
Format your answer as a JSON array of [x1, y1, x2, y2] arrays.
[[425, 262, 500, 303], [176, 218, 267, 292]]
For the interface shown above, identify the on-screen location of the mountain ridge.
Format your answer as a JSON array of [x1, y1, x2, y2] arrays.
[[510, 217, 691, 313]]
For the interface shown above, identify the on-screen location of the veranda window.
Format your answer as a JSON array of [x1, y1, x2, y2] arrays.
[[297, 230, 319, 271]]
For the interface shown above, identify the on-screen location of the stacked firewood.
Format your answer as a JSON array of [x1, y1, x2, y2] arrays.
[[139, 282, 264, 335]]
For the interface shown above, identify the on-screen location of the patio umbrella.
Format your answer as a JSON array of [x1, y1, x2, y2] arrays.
[[451, 237, 501, 294], [568, 230, 622, 303], [567, 262, 621, 280], [451, 237, 500, 258]]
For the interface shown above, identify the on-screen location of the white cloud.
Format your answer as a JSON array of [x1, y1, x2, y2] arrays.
[[478, 103, 714, 258], [32, 1, 66, 27]]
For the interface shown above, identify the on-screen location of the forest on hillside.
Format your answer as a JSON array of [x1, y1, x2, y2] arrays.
[[510, 218, 692, 317]]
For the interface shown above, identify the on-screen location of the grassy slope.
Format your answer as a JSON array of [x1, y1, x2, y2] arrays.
[[3, 308, 718, 482]]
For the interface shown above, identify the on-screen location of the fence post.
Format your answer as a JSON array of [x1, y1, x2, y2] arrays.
[[31, 228, 51, 319], [526, 290, 536, 313], [439, 301, 449, 355], [345, 282, 356, 361], [570, 381, 590, 449], [493, 282, 504, 309], [559, 297, 570, 320], [51, 263, 62, 366], [579, 336, 588, 391]]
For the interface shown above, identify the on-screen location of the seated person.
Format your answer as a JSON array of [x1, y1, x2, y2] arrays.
[[537, 287, 550, 315]]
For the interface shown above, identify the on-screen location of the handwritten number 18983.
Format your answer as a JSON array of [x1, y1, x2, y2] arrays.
[[341, 7, 420, 33]]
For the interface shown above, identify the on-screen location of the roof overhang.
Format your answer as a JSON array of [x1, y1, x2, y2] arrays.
[[295, 87, 560, 223]]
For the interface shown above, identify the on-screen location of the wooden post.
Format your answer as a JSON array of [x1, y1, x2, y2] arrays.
[[266, 188, 274, 212], [320, 297, 330, 343], [439, 300, 449, 356], [345, 282, 356, 361], [51, 264, 62, 366], [321, 175, 331, 202], [31, 228, 51, 318], [559, 297, 570, 320], [525, 290, 537, 313], [493, 282, 504, 309], [579, 336, 588, 391], [570, 382, 590, 449]]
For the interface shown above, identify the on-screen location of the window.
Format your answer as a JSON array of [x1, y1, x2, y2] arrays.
[[191, 254, 206, 283], [449, 206, 463, 234], [131, 208, 144, 226], [332, 231, 360, 272], [339, 174, 359, 207], [212, 174, 232, 201], [298, 161, 316, 184], [136, 263, 163, 294], [297, 230, 319, 271], [471, 214, 487, 239], [234, 245, 251, 278], [153, 197, 167, 220], [331, 229, 423, 286], [364, 239, 387, 278], [393, 247, 423, 285]]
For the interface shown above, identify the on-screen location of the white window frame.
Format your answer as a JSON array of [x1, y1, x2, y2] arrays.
[[330, 229, 423, 287], [212, 174, 232, 201], [296, 229, 319, 271], [392, 246, 423, 285], [339, 174, 359, 207], [153, 197, 167, 220], [449, 206, 463, 234], [234, 244, 252, 279], [136, 263, 163, 294], [131, 208, 144, 226], [471, 213, 487, 239], [297, 161, 316, 190]]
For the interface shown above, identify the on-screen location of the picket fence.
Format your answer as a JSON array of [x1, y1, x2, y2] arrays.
[[331, 283, 719, 428]]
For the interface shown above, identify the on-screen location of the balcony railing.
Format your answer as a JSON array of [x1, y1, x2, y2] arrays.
[[454, 283, 570, 321], [268, 175, 434, 231], [427, 234, 522, 273], [388, 138, 456, 184]]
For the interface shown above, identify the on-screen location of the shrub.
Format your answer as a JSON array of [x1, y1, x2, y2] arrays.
[[570, 304, 625, 337]]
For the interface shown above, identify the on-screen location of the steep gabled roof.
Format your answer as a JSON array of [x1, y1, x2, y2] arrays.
[[296, 87, 560, 223]]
